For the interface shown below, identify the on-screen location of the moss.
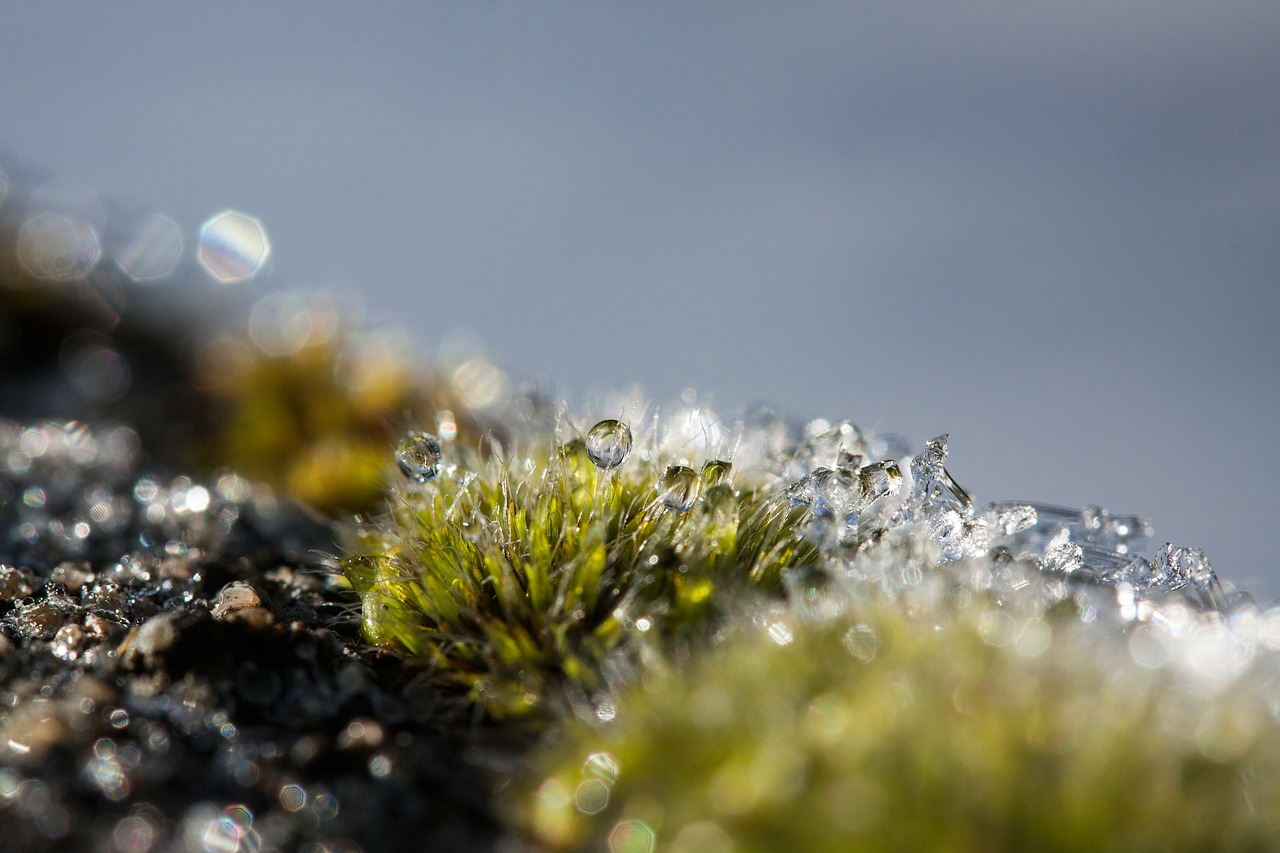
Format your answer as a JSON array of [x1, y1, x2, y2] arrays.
[[346, 428, 818, 718], [192, 329, 496, 515], [524, 572, 1280, 852]]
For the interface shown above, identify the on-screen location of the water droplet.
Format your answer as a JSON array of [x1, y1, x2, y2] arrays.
[[52, 624, 85, 661], [586, 420, 632, 470], [396, 432, 442, 483], [699, 459, 732, 489], [658, 465, 699, 511]]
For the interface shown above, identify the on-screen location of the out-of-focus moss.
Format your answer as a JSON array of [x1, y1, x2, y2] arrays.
[[192, 329, 494, 515], [525, 575, 1280, 852]]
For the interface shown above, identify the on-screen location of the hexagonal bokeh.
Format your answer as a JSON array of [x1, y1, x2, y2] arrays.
[[608, 820, 656, 853], [115, 213, 184, 282], [574, 779, 609, 815], [197, 210, 270, 284], [17, 212, 102, 281]]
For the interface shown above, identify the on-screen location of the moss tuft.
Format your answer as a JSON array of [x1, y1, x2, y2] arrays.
[[346, 428, 818, 718]]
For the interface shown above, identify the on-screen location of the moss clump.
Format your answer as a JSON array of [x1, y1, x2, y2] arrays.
[[525, 569, 1280, 852], [193, 328, 496, 515], [346, 427, 817, 718]]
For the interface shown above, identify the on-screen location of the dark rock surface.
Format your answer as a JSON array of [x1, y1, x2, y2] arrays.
[[0, 420, 509, 852]]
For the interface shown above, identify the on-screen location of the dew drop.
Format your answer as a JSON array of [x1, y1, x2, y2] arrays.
[[658, 465, 699, 511], [396, 432, 442, 483], [585, 420, 632, 470], [699, 459, 732, 488]]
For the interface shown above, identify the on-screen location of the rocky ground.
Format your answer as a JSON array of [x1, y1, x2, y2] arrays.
[[0, 167, 521, 852], [0, 419, 513, 852]]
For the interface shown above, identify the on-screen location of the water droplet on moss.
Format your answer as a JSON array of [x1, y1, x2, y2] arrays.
[[658, 465, 699, 511], [396, 432, 442, 483], [585, 420, 632, 470], [699, 459, 732, 488]]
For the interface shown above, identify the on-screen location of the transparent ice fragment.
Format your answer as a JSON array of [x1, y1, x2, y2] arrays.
[[854, 460, 902, 512], [1152, 543, 1217, 592], [1075, 544, 1148, 584], [396, 432, 442, 483], [1079, 505, 1153, 554], [658, 465, 699, 512], [585, 419, 632, 471], [786, 467, 857, 519], [931, 510, 989, 561], [836, 449, 863, 474], [1041, 542, 1083, 575], [1012, 503, 1151, 557], [911, 434, 948, 483], [791, 420, 868, 476], [988, 504, 1037, 537], [910, 435, 972, 513]]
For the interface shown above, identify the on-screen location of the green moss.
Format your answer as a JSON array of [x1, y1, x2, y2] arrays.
[[525, 573, 1280, 852], [193, 330, 494, 515], [346, 431, 818, 718]]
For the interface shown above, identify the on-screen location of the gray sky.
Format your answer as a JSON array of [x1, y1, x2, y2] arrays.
[[3, 3, 1278, 594]]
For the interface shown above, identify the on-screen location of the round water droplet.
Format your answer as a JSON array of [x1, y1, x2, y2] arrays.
[[585, 420, 632, 470], [658, 465, 699, 511], [699, 459, 732, 488], [396, 432, 442, 483]]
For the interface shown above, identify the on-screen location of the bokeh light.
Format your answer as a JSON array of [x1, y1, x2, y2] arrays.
[[60, 332, 132, 402], [450, 355, 510, 411], [115, 213, 184, 282], [248, 291, 338, 356], [17, 212, 101, 281], [197, 210, 270, 283], [608, 820, 656, 853]]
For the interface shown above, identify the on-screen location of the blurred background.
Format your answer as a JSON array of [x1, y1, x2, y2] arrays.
[[1, 3, 1276, 594]]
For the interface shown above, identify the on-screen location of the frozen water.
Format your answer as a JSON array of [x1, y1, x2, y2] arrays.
[[909, 435, 973, 515], [854, 460, 902, 512], [1042, 542, 1084, 575], [788, 420, 868, 478], [786, 467, 857, 520]]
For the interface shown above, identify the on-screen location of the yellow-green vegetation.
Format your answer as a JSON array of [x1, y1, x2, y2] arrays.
[[193, 329, 490, 515], [346, 432, 817, 717], [526, 570, 1280, 852]]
